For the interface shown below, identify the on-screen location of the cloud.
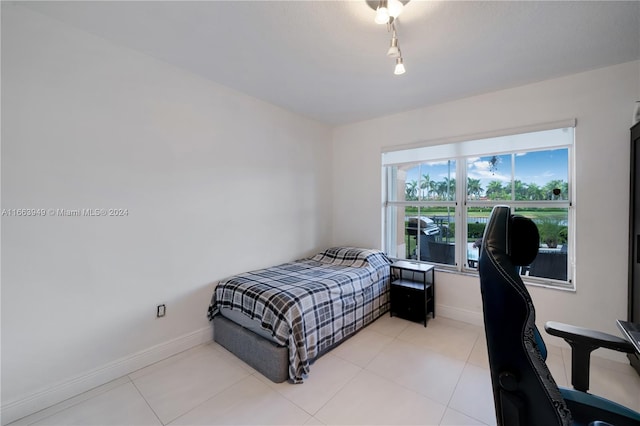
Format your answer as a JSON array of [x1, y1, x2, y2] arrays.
[[469, 169, 510, 182], [472, 160, 492, 171], [468, 159, 510, 182]]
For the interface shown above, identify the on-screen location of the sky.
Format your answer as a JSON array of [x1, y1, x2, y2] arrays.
[[405, 148, 569, 193], [391, 126, 573, 196]]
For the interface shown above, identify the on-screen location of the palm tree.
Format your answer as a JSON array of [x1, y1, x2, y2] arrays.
[[514, 180, 529, 201], [405, 180, 418, 200], [526, 183, 544, 200], [444, 177, 456, 200], [486, 180, 505, 200], [420, 174, 431, 200], [467, 178, 483, 199], [436, 178, 456, 200], [429, 180, 439, 200]]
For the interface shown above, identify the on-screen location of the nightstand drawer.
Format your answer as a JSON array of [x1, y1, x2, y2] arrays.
[[390, 285, 425, 321]]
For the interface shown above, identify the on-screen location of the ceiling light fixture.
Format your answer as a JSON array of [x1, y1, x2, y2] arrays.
[[387, 21, 405, 75], [387, 29, 400, 58], [367, 0, 409, 75]]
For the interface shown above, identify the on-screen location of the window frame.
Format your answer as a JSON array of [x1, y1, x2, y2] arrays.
[[382, 121, 575, 291]]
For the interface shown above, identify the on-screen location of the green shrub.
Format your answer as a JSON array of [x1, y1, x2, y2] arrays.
[[538, 218, 567, 248], [468, 222, 486, 239]]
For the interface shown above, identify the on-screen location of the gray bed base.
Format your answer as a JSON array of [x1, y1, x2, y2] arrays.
[[213, 315, 290, 383], [213, 309, 388, 383]]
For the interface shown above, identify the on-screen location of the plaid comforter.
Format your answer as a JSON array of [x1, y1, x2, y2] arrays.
[[207, 247, 391, 382]]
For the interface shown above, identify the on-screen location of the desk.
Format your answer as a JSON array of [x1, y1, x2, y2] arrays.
[[616, 320, 640, 354]]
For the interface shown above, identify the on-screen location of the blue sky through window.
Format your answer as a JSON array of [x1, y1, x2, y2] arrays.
[[404, 148, 568, 196]]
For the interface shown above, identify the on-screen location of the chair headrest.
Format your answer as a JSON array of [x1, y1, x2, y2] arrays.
[[482, 206, 539, 266], [509, 215, 539, 266]]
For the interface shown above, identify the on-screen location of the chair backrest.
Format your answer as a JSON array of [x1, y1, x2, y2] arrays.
[[478, 206, 573, 426]]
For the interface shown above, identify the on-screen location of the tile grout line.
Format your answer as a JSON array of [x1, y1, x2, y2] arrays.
[[439, 360, 491, 426], [296, 359, 365, 419], [127, 343, 255, 426], [129, 377, 165, 426], [275, 314, 405, 418], [159, 371, 254, 425], [360, 335, 454, 419], [441, 331, 492, 426], [275, 320, 403, 420], [305, 331, 407, 422], [7, 377, 134, 426]]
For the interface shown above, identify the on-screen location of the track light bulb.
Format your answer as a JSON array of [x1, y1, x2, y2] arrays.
[[394, 57, 405, 75], [375, 5, 390, 24], [387, 35, 400, 58], [387, 0, 404, 18]]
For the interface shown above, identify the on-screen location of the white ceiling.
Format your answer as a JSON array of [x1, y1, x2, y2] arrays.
[[18, 1, 640, 126]]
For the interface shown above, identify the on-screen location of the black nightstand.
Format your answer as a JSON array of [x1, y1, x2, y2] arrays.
[[389, 260, 435, 327]]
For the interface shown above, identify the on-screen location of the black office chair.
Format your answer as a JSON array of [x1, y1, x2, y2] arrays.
[[478, 205, 640, 426]]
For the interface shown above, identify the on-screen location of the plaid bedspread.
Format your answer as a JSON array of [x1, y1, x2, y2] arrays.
[[207, 247, 391, 383]]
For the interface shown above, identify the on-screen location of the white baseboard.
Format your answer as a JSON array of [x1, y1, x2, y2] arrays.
[[436, 303, 484, 327], [1, 326, 213, 425]]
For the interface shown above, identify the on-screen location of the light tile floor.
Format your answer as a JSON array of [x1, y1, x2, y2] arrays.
[[10, 315, 640, 426]]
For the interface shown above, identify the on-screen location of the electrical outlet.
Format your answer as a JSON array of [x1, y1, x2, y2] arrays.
[[157, 304, 166, 318]]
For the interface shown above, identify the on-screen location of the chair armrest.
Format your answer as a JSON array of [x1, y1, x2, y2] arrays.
[[545, 321, 635, 393], [545, 321, 635, 353]]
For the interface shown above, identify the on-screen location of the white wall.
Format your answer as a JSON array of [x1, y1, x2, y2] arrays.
[[1, 5, 332, 422], [332, 61, 640, 350]]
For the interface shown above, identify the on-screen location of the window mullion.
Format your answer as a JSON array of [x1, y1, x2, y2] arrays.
[[457, 158, 466, 270], [511, 153, 516, 201]]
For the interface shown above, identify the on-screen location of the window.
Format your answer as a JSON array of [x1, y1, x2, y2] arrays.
[[382, 122, 574, 289]]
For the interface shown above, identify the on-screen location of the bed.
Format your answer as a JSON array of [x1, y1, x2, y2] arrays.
[[206, 247, 391, 383]]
